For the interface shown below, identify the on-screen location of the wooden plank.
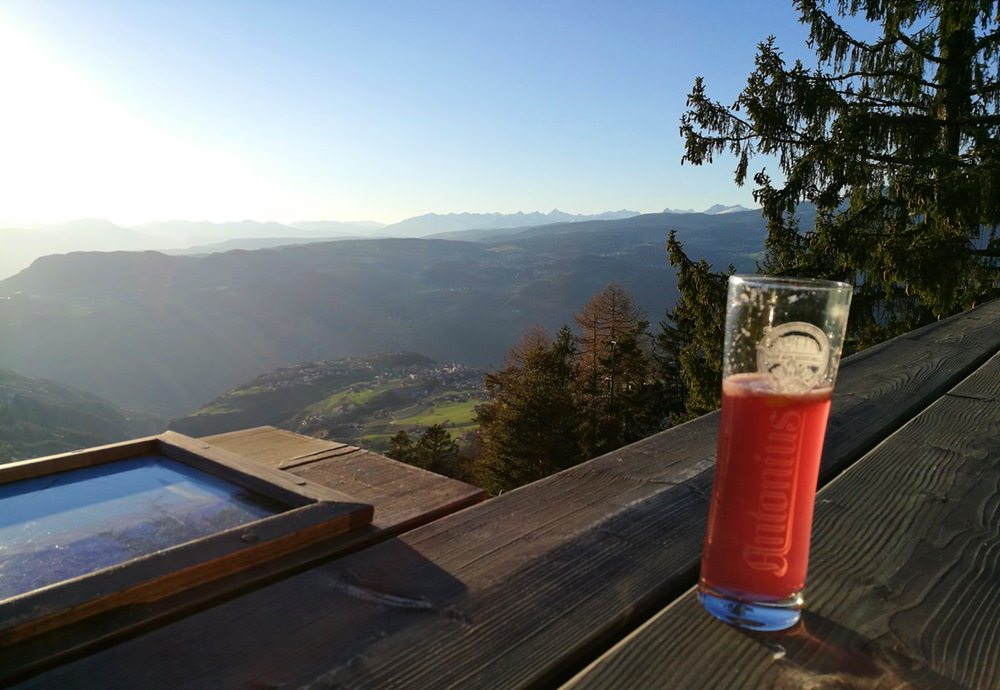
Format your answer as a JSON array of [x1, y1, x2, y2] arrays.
[[204, 427, 489, 531], [200, 426, 349, 467], [15, 300, 1000, 689], [2, 429, 481, 686], [0, 437, 159, 483], [567, 351, 1000, 690], [1, 502, 371, 646], [818, 299, 1000, 483], [277, 446, 368, 469], [158, 431, 363, 507]]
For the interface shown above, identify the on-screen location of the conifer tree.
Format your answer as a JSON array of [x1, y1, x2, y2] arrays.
[[657, 231, 734, 420], [573, 284, 665, 456], [388, 424, 469, 480], [475, 326, 582, 494], [387, 429, 417, 465], [413, 423, 460, 474], [681, 0, 1000, 346]]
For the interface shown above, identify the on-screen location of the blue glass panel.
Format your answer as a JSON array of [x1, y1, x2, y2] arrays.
[[0, 455, 285, 600]]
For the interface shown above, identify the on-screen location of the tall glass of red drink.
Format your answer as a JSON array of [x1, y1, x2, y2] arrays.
[[698, 275, 852, 630]]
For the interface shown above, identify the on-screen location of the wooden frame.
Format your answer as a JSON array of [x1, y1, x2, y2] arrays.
[[0, 431, 373, 646]]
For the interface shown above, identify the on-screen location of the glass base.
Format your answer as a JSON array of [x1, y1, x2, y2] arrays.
[[697, 585, 802, 631]]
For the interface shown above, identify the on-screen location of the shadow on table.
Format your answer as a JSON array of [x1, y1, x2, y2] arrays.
[[740, 610, 971, 690], [9, 536, 471, 689]]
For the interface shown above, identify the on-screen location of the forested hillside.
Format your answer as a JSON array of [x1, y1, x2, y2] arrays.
[[170, 353, 484, 451], [0, 369, 162, 462], [0, 211, 768, 418]]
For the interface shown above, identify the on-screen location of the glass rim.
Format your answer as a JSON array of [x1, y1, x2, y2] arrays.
[[728, 274, 852, 292]]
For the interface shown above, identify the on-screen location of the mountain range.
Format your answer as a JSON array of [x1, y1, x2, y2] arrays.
[[0, 207, 778, 421], [0, 207, 755, 280], [663, 204, 754, 215], [386, 209, 641, 237]]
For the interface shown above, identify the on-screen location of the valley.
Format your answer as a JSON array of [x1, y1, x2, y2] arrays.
[[0, 208, 779, 435], [169, 354, 485, 452], [0, 368, 162, 463]]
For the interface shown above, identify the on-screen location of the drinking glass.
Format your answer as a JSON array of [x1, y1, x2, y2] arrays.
[[697, 274, 852, 631]]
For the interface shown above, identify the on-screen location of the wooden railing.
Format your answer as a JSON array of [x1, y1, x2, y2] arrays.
[[10, 299, 1000, 689]]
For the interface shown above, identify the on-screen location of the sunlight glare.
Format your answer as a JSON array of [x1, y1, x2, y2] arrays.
[[0, 21, 300, 225]]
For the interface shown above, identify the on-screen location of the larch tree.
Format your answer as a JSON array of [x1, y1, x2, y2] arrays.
[[681, 0, 1000, 348], [574, 284, 664, 456]]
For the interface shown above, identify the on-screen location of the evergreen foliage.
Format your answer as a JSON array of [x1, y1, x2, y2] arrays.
[[680, 0, 1000, 347], [387, 423, 465, 478], [475, 326, 583, 494], [475, 285, 670, 494], [657, 231, 734, 420], [387, 429, 418, 465], [412, 423, 461, 474]]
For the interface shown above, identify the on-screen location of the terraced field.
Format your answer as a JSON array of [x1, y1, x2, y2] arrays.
[[357, 394, 483, 450], [294, 379, 484, 451], [171, 354, 486, 451]]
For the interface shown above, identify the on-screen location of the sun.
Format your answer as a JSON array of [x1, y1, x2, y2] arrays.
[[0, 20, 301, 226]]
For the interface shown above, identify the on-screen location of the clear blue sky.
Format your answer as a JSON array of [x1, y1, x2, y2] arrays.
[[1, 1, 817, 225]]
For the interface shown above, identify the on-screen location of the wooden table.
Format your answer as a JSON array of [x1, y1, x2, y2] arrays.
[[2, 427, 485, 684], [12, 299, 1000, 689], [568, 350, 1000, 689], [204, 426, 488, 535]]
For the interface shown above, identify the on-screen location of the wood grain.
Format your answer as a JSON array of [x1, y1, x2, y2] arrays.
[[14, 300, 1000, 689], [0, 437, 159, 483], [158, 431, 364, 506], [2, 428, 483, 685], [568, 352, 1000, 689], [204, 426, 489, 531], [200, 426, 350, 466]]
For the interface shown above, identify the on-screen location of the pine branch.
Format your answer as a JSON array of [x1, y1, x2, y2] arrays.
[[812, 70, 939, 89], [893, 29, 944, 64], [801, 3, 894, 55], [846, 94, 930, 109], [975, 26, 1000, 50], [971, 81, 1000, 97]]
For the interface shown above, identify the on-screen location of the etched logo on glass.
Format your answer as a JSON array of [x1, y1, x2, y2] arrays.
[[756, 322, 830, 392]]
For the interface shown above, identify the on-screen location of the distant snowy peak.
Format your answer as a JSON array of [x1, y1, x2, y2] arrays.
[[703, 204, 756, 215], [382, 210, 642, 236], [541, 209, 640, 222], [663, 204, 757, 215]]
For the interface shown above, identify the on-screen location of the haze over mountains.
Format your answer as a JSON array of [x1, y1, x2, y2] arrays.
[[0, 207, 750, 280], [0, 368, 161, 462], [663, 204, 754, 215], [0, 207, 778, 423]]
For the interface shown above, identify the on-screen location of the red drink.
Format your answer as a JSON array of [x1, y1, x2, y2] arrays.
[[700, 373, 832, 602]]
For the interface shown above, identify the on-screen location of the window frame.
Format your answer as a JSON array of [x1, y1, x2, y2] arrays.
[[0, 431, 373, 647]]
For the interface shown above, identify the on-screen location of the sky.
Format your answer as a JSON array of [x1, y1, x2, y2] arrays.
[[0, 1, 819, 226]]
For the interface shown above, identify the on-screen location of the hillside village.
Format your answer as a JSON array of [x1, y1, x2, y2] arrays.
[[291, 359, 486, 447], [213, 353, 476, 395], [168, 353, 487, 451]]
